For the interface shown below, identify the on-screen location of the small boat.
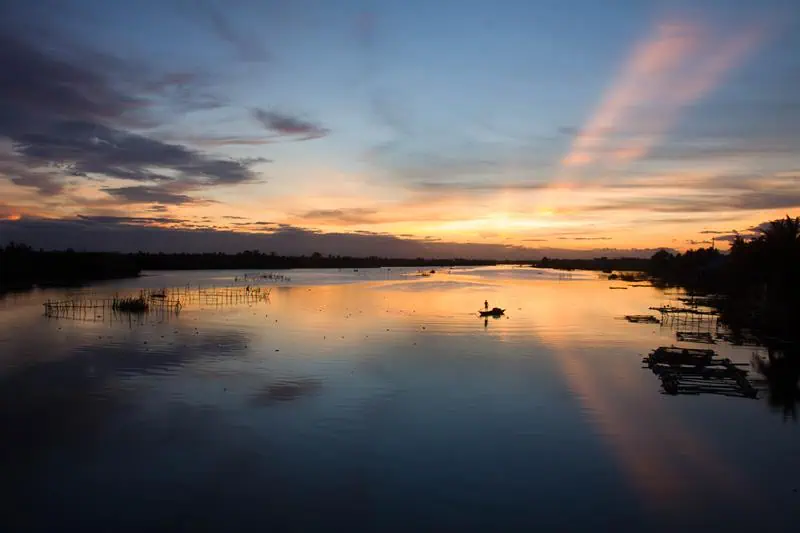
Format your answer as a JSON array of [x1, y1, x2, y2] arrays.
[[480, 307, 505, 317]]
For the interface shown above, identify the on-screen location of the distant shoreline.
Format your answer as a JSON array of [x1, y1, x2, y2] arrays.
[[1, 245, 659, 292]]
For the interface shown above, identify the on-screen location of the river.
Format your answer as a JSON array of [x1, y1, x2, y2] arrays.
[[1, 266, 797, 532]]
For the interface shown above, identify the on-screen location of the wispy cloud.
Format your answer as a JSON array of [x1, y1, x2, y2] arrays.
[[187, 0, 270, 63], [299, 208, 378, 225], [561, 18, 766, 170]]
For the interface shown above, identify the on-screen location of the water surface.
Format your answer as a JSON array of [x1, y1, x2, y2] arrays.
[[1, 266, 798, 532]]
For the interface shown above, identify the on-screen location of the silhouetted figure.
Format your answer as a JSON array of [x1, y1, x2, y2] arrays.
[[484, 300, 489, 310]]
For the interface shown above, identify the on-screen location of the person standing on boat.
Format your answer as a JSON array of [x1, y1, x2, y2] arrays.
[[484, 300, 489, 310]]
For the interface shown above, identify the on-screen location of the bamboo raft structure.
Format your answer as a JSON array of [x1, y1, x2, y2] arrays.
[[675, 331, 716, 344], [43, 285, 271, 320], [676, 295, 726, 308], [625, 314, 660, 324], [642, 346, 757, 398], [649, 305, 718, 316]]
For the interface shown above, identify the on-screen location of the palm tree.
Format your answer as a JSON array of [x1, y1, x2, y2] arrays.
[[757, 215, 800, 275]]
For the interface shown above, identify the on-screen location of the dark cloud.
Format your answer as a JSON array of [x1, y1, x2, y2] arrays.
[[0, 217, 666, 260], [252, 109, 330, 140], [6, 171, 65, 196], [100, 186, 195, 205], [699, 230, 730, 234], [222, 215, 247, 220], [10, 121, 257, 187], [713, 233, 753, 243], [76, 215, 187, 226], [0, 4, 264, 206]]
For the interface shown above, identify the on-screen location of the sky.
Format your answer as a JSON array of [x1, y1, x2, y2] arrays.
[[1, 0, 799, 257]]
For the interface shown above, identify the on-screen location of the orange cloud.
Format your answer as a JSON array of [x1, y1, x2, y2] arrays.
[[561, 18, 765, 171]]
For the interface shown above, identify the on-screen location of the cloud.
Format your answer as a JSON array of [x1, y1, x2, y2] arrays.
[[0, 217, 666, 259], [100, 186, 195, 205], [413, 180, 550, 193], [164, 135, 275, 147], [0, 158, 66, 195], [252, 109, 330, 141], [76, 215, 187, 226], [0, 4, 265, 207], [561, 18, 766, 171], [298, 208, 378, 225], [584, 190, 800, 214], [11, 122, 257, 187], [713, 233, 751, 243], [557, 237, 611, 241]]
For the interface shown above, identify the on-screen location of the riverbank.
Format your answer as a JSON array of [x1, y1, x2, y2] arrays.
[[0, 245, 141, 292], [1, 244, 508, 292]]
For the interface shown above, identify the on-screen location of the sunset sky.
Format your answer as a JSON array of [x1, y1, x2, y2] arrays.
[[1, 0, 799, 257]]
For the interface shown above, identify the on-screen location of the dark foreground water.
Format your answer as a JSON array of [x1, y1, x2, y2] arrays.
[[1, 266, 798, 532]]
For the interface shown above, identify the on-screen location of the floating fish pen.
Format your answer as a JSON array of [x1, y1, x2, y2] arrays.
[[642, 346, 757, 398], [675, 331, 716, 344], [649, 305, 719, 333], [644, 346, 716, 366], [625, 315, 660, 324], [43, 285, 271, 320], [649, 306, 718, 316], [609, 286, 628, 290], [676, 295, 726, 308]]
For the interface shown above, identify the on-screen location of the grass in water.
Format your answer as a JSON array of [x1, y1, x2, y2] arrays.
[[112, 295, 149, 313]]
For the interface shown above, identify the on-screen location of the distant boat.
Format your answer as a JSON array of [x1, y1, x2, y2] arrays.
[[480, 307, 505, 317]]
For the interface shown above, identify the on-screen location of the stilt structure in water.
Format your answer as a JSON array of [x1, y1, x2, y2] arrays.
[[43, 285, 271, 322], [624, 315, 660, 324]]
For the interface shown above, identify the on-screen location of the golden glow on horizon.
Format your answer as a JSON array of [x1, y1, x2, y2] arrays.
[[0, 15, 792, 252]]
